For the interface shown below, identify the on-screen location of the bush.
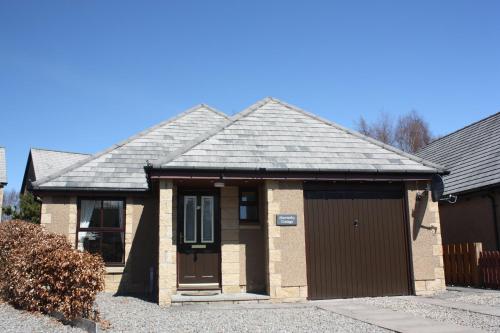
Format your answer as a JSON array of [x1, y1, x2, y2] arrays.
[[0, 220, 105, 320]]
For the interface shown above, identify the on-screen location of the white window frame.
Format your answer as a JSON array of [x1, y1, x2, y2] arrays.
[[201, 196, 214, 243], [183, 196, 197, 243]]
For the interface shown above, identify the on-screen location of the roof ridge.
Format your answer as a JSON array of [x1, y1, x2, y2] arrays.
[[268, 97, 447, 173], [31, 147, 91, 156], [33, 104, 226, 188], [422, 110, 500, 148], [151, 97, 273, 167]]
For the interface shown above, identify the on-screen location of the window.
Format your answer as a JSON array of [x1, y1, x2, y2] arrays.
[[239, 188, 259, 224], [77, 199, 125, 265]]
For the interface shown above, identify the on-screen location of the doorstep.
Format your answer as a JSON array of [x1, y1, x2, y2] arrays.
[[171, 292, 271, 305]]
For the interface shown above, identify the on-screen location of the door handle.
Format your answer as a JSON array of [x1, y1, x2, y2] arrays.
[[353, 219, 359, 227]]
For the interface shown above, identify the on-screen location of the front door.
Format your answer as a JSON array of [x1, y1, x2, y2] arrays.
[[177, 189, 220, 289]]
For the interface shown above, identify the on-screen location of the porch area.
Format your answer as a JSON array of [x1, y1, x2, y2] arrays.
[[156, 178, 309, 305]]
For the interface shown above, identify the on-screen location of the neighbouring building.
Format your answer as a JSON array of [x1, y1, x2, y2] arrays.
[[25, 98, 447, 305], [0, 147, 6, 222], [417, 112, 500, 251]]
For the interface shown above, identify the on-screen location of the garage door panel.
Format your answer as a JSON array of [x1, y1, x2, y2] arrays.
[[305, 183, 411, 300]]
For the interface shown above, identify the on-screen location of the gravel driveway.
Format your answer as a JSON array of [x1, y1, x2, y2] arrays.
[[95, 293, 388, 332], [3, 289, 500, 332], [0, 302, 83, 333], [361, 290, 500, 332]]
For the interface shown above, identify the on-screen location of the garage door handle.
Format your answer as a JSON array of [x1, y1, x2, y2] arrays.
[[353, 219, 359, 227]]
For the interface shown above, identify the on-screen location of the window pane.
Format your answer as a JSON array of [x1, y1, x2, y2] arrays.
[[102, 200, 123, 228], [201, 196, 214, 243], [77, 231, 124, 263], [240, 205, 258, 220], [80, 200, 100, 228], [184, 196, 196, 243], [101, 232, 125, 263], [78, 231, 100, 253], [241, 191, 257, 202]]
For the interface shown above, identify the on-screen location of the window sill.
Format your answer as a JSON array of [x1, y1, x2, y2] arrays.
[[239, 224, 261, 230], [106, 266, 125, 274]]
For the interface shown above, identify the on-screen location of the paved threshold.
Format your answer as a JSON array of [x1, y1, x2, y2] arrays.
[[313, 300, 484, 333], [408, 296, 500, 317]]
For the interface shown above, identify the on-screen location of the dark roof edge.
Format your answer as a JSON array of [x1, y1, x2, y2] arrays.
[[148, 165, 440, 174], [271, 97, 448, 173], [151, 97, 273, 168], [424, 110, 500, 148], [32, 104, 227, 189]]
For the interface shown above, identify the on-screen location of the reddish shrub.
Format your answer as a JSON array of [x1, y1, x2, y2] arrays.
[[0, 220, 105, 320]]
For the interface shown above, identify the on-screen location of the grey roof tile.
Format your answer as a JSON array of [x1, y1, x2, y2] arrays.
[[30, 148, 90, 181], [33, 105, 229, 190], [417, 111, 500, 194], [0, 147, 6, 184], [153, 98, 444, 174]]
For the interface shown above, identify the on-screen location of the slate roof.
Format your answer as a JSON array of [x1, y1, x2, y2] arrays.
[[30, 148, 90, 182], [417, 111, 500, 195], [33, 105, 229, 190], [0, 147, 6, 185], [153, 98, 444, 174]]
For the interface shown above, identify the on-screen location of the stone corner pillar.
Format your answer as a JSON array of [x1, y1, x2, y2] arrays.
[[264, 180, 308, 302], [406, 181, 446, 296], [158, 180, 176, 305]]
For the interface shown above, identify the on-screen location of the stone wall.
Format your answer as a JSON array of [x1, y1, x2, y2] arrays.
[[158, 180, 176, 305], [40, 196, 76, 242], [264, 180, 308, 302], [220, 186, 242, 293], [406, 181, 446, 295]]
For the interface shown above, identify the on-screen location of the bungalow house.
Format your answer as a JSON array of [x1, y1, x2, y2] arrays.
[[417, 112, 500, 251], [26, 98, 446, 305], [0, 147, 6, 221]]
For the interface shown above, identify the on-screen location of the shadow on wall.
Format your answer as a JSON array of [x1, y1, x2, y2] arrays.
[[412, 190, 437, 240], [116, 196, 159, 303], [241, 229, 267, 293]]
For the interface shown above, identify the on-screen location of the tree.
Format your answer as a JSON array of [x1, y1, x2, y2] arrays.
[[2, 192, 41, 224], [1, 189, 19, 221], [394, 110, 433, 153], [356, 110, 433, 153], [357, 112, 396, 146]]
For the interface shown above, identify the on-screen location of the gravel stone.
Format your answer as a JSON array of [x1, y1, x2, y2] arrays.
[[362, 296, 500, 332], [0, 302, 83, 333], [436, 290, 500, 307], [95, 293, 389, 332]]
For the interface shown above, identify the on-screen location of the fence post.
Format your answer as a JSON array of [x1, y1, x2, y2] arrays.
[[471, 242, 482, 287]]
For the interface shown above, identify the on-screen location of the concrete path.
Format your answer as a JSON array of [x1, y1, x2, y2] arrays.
[[410, 296, 500, 317], [313, 299, 484, 333]]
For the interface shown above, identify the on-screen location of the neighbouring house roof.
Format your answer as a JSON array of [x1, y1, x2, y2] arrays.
[[32, 98, 444, 192], [417, 111, 500, 195], [22, 148, 91, 191], [0, 147, 7, 185], [31, 148, 91, 181], [32, 105, 229, 191], [152, 98, 444, 174]]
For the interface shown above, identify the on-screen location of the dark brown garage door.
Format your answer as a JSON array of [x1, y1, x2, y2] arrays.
[[304, 182, 412, 300]]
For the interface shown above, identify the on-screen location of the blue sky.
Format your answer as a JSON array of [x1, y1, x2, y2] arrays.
[[1, 1, 499, 192]]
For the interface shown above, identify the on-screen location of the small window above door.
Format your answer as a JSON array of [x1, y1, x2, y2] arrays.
[[239, 188, 259, 224]]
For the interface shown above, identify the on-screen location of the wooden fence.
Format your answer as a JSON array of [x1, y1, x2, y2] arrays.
[[479, 251, 500, 289], [443, 242, 482, 287], [443, 242, 500, 289]]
